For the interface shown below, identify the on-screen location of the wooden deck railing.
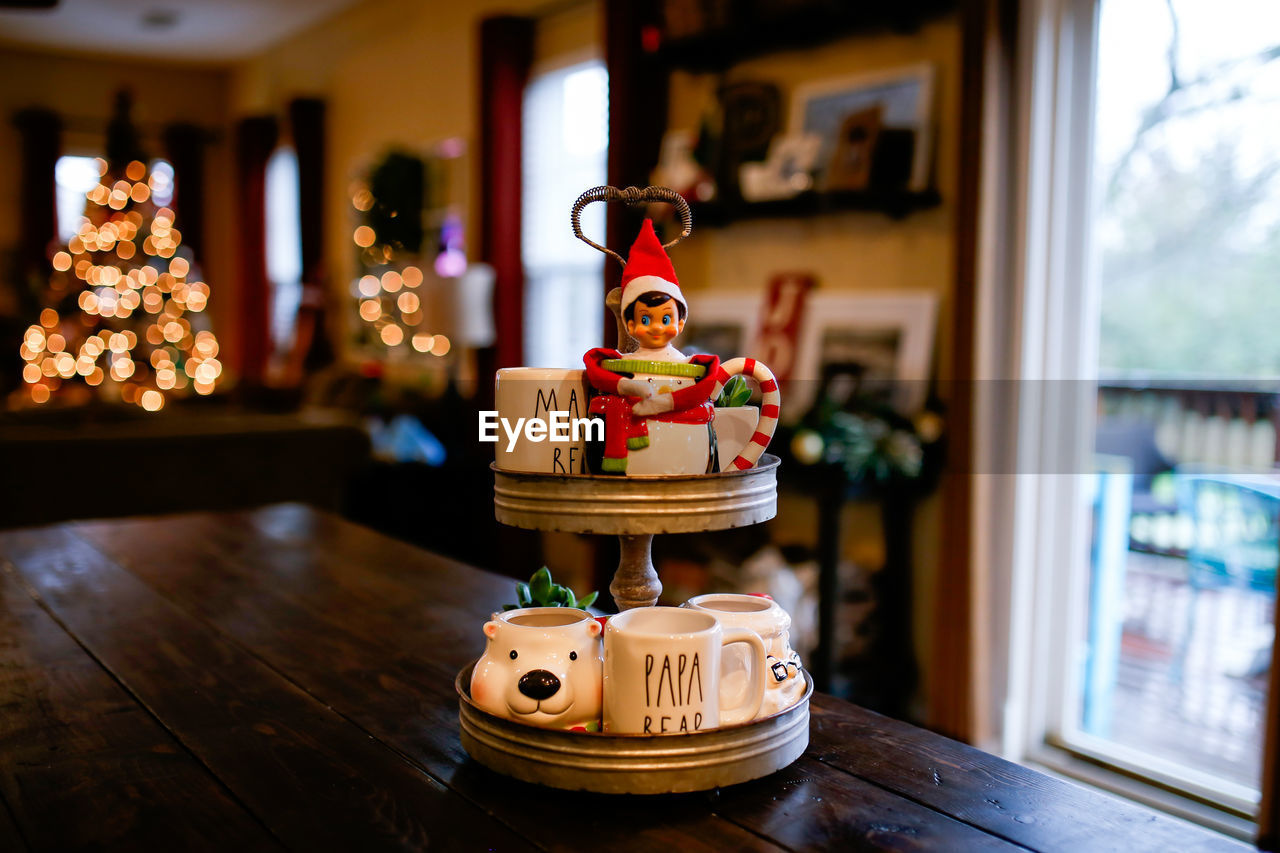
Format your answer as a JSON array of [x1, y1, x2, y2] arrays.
[[1099, 380, 1280, 470]]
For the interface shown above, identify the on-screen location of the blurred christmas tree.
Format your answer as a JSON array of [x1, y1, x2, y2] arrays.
[[14, 92, 222, 412]]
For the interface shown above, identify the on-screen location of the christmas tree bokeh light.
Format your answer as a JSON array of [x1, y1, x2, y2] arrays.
[[348, 150, 454, 358], [16, 98, 222, 411]]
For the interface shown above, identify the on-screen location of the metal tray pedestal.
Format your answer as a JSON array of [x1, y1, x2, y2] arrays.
[[492, 454, 779, 609]]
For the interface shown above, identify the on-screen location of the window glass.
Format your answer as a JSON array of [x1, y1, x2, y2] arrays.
[[522, 60, 608, 368], [265, 146, 303, 352], [54, 156, 101, 243], [1076, 0, 1280, 803]]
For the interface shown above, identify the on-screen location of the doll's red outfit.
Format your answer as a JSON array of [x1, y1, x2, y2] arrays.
[[583, 348, 721, 474]]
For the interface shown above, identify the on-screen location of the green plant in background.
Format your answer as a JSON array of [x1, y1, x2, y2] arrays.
[[366, 150, 425, 254], [819, 410, 924, 483], [715, 375, 752, 408], [505, 566, 598, 611], [791, 393, 944, 492]]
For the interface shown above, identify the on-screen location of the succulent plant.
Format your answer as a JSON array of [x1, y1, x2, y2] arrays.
[[715, 375, 752, 408], [505, 566, 598, 611]]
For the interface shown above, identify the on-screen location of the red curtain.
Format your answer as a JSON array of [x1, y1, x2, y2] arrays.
[[14, 109, 61, 286], [164, 123, 207, 257], [604, 1, 668, 349], [478, 15, 534, 373], [290, 99, 326, 292], [233, 116, 277, 385], [288, 97, 334, 373]]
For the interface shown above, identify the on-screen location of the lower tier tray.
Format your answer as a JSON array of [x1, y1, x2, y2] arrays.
[[455, 660, 812, 795]]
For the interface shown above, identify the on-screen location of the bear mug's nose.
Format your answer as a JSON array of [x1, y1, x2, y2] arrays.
[[518, 669, 561, 700]]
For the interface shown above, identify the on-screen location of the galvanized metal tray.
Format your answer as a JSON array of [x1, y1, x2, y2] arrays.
[[492, 453, 779, 536], [492, 454, 780, 608], [456, 660, 812, 795]]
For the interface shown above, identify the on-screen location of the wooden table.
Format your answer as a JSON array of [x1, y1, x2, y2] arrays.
[[0, 505, 1247, 851]]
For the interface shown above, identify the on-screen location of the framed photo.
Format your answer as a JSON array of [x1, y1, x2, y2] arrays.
[[788, 292, 937, 418], [681, 292, 762, 361], [739, 133, 822, 202], [824, 106, 882, 192], [789, 63, 935, 192]]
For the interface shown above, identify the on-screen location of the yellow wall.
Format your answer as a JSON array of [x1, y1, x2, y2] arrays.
[[0, 4, 959, 714], [0, 47, 238, 365], [230, 0, 601, 356], [667, 18, 959, 379], [664, 16, 961, 714]]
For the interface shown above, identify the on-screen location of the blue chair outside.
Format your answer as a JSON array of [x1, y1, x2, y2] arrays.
[[1172, 471, 1279, 681]]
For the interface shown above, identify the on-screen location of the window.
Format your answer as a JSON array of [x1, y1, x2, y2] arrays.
[[265, 146, 303, 354], [1000, 0, 1280, 836], [998, 0, 1280, 829], [1077, 0, 1279, 806], [522, 59, 608, 368]]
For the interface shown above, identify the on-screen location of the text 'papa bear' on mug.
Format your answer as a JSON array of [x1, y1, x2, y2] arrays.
[[488, 368, 597, 475], [602, 606, 766, 734]]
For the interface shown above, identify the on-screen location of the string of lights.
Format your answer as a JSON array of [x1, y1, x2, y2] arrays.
[[18, 157, 222, 410], [349, 178, 451, 358]]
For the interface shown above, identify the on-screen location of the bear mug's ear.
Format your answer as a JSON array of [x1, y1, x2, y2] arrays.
[[483, 621, 500, 639], [586, 619, 602, 638]]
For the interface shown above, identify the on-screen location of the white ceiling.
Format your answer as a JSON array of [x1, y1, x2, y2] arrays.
[[0, 0, 366, 63]]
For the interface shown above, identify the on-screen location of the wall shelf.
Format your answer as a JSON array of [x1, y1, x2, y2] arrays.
[[656, 2, 955, 73], [693, 188, 942, 225]]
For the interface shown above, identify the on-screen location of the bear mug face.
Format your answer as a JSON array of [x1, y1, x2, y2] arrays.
[[470, 607, 603, 731]]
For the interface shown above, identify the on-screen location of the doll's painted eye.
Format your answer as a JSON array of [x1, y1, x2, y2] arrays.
[[640, 316, 651, 326], [662, 314, 672, 326], [569, 651, 578, 661], [509, 650, 518, 660]]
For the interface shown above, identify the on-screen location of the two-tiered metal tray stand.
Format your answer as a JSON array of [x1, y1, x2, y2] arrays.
[[456, 185, 810, 794], [456, 455, 813, 795]]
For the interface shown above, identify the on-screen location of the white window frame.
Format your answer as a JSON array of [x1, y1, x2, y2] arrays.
[[521, 51, 607, 370], [984, 0, 1262, 839]]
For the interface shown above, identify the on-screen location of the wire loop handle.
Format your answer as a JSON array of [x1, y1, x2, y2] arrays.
[[570, 185, 693, 267]]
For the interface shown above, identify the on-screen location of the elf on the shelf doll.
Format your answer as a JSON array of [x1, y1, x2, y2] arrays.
[[583, 220, 721, 474]]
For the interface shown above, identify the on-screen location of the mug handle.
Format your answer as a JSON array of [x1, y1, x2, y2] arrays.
[[709, 358, 781, 470], [718, 627, 767, 725]]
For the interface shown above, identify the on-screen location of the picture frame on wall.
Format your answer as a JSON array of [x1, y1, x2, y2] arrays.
[[739, 133, 823, 202], [681, 291, 762, 361], [823, 106, 882, 192], [787, 292, 937, 419], [789, 63, 935, 193]]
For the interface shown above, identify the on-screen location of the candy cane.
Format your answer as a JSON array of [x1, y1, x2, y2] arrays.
[[711, 357, 781, 470]]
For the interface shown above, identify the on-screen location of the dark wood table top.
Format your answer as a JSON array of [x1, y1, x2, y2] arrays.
[[0, 504, 1248, 852]]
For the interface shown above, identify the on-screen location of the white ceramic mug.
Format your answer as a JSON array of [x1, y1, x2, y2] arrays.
[[713, 407, 759, 473], [683, 593, 806, 718], [494, 367, 590, 474], [602, 606, 766, 734], [471, 607, 603, 731]]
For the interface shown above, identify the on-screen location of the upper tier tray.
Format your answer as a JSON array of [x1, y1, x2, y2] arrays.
[[491, 453, 779, 536]]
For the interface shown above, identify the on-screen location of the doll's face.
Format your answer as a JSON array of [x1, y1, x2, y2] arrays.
[[626, 298, 684, 349]]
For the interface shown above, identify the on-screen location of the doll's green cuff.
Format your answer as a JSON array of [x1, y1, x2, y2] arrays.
[[601, 359, 706, 378]]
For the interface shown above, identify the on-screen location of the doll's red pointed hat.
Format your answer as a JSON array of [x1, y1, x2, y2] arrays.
[[620, 219, 684, 315]]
